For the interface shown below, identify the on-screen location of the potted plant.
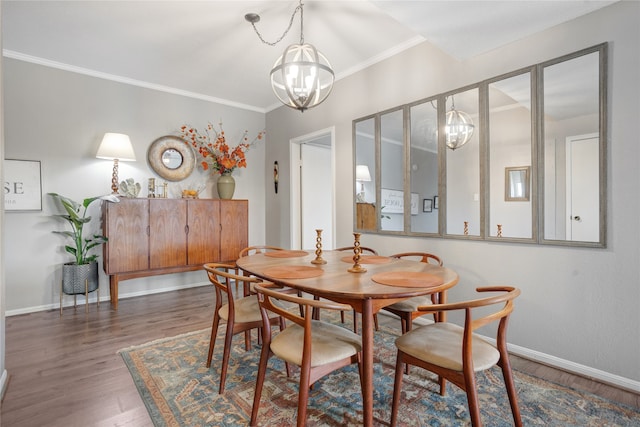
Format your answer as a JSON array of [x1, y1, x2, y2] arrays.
[[49, 193, 119, 295]]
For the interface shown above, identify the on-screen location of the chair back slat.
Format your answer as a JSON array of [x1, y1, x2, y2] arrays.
[[238, 245, 284, 258], [390, 252, 443, 266], [335, 246, 378, 255]]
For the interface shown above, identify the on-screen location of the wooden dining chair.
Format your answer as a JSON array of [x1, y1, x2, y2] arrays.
[[390, 286, 522, 427], [250, 283, 363, 427], [383, 252, 445, 335], [238, 245, 285, 295], [335, 246, 379, 332], [203, 263, 286, 394]]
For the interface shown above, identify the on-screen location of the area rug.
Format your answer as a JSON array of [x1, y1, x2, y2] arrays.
[[119, 319, 639, 426]]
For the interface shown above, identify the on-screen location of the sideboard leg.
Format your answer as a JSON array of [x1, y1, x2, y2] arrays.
[[110, 275, 119, 310]]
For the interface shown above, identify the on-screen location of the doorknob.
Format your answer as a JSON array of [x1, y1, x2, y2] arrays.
[[572, 215, 581, 221]]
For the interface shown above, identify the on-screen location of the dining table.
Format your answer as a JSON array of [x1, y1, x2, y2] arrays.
[[236, 248, 459, 426]]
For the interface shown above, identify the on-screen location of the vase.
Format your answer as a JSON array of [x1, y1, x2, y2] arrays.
[[62, 261, 99, 295], [217, 174, 235, 199]]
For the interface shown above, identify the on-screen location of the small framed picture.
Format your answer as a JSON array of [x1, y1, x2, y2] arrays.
[[434, 195, 439, 209], [423, 198, 433, 213]]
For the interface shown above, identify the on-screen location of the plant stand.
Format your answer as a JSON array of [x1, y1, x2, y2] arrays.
[[60, 280, 99, 315], [60, 262, 100, 315]]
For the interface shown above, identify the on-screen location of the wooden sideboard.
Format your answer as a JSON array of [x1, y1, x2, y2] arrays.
[[356, 203, 376, 230], [103, 198, 248, 308]]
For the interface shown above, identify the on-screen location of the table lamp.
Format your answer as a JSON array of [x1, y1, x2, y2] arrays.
[[96, 133, 136, 193], [355, 164, 371, 203]]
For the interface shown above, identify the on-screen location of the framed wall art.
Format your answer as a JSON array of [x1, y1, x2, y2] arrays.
[[423, 198, 433, 213], [4, 159, 42, 211]]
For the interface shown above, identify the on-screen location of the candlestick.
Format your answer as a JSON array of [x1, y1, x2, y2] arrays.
[[311, 229, 327, 265], [348, 232, 367, 273]]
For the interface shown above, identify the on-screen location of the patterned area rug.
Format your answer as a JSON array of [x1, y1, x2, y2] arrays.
[[119, 318, 639, 426]]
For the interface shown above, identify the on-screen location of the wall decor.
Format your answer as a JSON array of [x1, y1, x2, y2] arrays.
[[434, 196, 439, 209], [274, 161, 279, 194], [147, 135, 196, 182], [505, 166, 530, 201], [423, 198, 433, 213], [4, 159, 42, 211], [381, 189, 419, 215]]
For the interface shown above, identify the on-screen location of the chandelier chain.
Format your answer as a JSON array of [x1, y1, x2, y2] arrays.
[[250, 1, 304, 47]]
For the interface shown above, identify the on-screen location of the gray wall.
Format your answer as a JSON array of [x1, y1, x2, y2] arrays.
[[2, 59, 266, 313], [264, 2, 640, 387]]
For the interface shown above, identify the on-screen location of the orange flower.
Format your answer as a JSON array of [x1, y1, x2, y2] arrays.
[[179, 121, 265, 175]]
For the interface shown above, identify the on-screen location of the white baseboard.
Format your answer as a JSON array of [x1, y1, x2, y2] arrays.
[[5, 281, 209, 317], [505, 342, 640, 394]]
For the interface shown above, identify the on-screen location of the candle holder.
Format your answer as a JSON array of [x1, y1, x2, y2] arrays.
[[464, 221, 469, 236], [348, 232, 367, 273], [497, 224, 503, 237], [311, 229, 327, 265]]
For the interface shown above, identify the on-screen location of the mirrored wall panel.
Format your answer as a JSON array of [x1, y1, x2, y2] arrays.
[[380, 109, 405, 232], [445, 88, 480, 237], [543, 50, 602, 244], [353, 43, 606, 248], [488, 72, 533, 239], [354, 117, 376, 231], [410, 99, 439, 234]]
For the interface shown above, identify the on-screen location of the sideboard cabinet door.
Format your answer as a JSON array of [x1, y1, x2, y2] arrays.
[[187, 199, 221, 265], [149, 199, 187, 269], [220, 200, 248, 261], [104, 199, 149, 274]]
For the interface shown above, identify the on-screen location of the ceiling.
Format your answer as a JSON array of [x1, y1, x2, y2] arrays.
[[1, 1, 616, 113]]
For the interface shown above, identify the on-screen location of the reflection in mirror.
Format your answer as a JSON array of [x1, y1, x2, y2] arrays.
[[410, 100, 439, 234], [380, 109, 404, 232], [162, 148, 183, 169], [505, 167, 530, 201], [446, 88, 480, 236], [543, 50, 601, 243], [489, 72, 533, 239], [354, 118, 376, 231]]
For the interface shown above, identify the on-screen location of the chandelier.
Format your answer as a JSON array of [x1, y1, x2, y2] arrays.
[[245, 0, 334, 112], [445, 97, 475, 150]]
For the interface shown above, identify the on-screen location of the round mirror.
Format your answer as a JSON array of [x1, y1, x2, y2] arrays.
[[147, 135, 195, 181], [162, 148, 183, 169]]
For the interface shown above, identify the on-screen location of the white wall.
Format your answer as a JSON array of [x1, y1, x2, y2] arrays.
[[2, 59, 266, 313], [265, 2, 640, 387]]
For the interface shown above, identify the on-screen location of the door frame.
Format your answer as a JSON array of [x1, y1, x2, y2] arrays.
[[289, 127, 336, 249]]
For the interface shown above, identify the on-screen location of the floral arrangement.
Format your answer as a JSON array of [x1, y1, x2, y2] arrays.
[[179, 122, 265, 175]]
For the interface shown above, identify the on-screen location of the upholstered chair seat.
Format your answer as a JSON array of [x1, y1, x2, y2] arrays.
[[395, 322, 499, 372], [271, 320, 362, 367]]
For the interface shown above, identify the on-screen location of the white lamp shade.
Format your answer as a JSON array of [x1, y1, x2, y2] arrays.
[[355, 165, 371, 182], [96, 133, 136, 161]]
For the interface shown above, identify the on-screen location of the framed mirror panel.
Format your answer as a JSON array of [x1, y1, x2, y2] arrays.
[[409, 99, 439, 234], [354, 117, 377, 231], [380, 108, 405, 232], [488, 72, 534, 239], [445, 87, 481, 237], [542, 48, 604, 245]]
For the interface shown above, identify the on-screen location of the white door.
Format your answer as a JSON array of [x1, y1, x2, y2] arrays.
[[290, 129, 334, 250], [566, 133, 599, 242], [301, 142, 333, 249]]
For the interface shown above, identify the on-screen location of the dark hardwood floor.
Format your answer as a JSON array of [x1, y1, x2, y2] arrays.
[[1, 286, 637, 426]]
